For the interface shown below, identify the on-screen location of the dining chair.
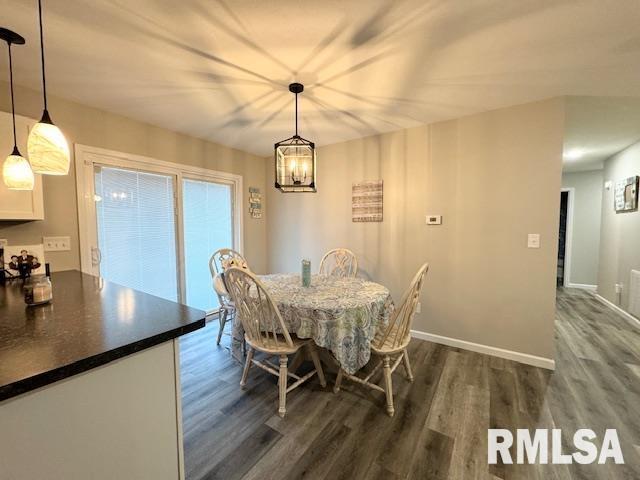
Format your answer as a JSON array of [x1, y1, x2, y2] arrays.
[[333, 263, 429, 416], [318, 248, 358, 278], [224, 266, 327, 417], [209, 249, 248, 346]]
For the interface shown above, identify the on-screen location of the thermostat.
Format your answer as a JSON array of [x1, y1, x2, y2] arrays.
[[426, 215, 442, 225]]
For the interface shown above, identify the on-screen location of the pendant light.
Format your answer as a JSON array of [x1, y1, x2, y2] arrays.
[[274, 83, 316, 193], [27, 0, 70, 175], [1, 28, 34, 191]]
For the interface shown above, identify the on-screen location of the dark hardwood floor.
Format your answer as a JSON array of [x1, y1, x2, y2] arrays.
[[180, 288, 640, 479]]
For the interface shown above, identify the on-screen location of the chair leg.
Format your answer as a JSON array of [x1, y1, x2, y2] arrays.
[[333, 369, 343, 394], [402, 349, 414, 382], [288, 349, 304, 374], [278, 355, 288, 418], [307, 344, 327, 388], [382, 356, 394, 417], [238, 311, 246, 358], [216, 308, 228, 346], [240, 347, 254, 387]]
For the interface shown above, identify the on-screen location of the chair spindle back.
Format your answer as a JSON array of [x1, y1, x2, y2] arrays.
[[319, 248, 358, 278], [224, 267, 294, 350], [209, 248, 248, 277], [374, 263, 429, 350]]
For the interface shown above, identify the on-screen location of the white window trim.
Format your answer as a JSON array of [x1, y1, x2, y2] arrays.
[[75, 144, 244, 306]]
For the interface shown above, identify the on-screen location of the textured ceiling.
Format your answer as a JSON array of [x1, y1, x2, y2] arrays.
[[1, 0, 640, 156]]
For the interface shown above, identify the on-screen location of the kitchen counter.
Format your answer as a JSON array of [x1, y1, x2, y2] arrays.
[[0, 270, 206, 480], [0, 270, 205, 401]]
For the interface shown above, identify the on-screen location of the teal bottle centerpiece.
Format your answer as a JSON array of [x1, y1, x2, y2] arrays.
[[301, 259, 311, 287]]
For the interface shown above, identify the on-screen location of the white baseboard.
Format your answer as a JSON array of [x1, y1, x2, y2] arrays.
[[410, 330, 556, 370], [593, 294, 640, 328], [566, 283, 597, 292]]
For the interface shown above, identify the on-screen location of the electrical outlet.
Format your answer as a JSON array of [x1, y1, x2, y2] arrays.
[[43, 236, 71, 252], [416, 302, 421, 313], [615, 283, 623, 294]]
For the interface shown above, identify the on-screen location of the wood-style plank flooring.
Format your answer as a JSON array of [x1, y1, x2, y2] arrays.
[[180, 288, 640, 479]]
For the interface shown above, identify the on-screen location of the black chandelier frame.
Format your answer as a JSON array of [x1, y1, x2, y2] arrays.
[[274, 83, 316, 193]]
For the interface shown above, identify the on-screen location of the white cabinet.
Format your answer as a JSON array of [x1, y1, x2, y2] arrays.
[[0, 341, 184, 480], [0, 112, 44, 220]]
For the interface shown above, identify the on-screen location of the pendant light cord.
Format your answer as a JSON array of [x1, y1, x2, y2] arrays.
[[7, 42, 17, 148], [294, 92, 298, 137], [38, 0, 47, 111]]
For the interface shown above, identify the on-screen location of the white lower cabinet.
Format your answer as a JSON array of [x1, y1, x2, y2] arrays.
[[0, 341, 184, 480]]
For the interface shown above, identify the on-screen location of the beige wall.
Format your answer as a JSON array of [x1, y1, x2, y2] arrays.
[[561, 170, 603, 286], [267, 98, 564, 360], [598, 141, 640, 316], [0, 81, 268, 273], [1, 82, 564, 359]]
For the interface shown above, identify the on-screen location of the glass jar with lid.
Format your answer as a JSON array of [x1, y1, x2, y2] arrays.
[[24, 274, 53, 306]]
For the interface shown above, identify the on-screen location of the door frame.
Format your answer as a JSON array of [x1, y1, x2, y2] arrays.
[[75, 144, 244, 305], [559, 187, 575, 287]]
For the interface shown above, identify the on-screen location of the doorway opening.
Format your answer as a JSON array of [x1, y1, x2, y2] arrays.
[[557, 191, 568, 286]]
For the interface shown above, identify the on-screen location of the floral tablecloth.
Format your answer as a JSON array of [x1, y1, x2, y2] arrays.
[[231, 274, 392, 374]]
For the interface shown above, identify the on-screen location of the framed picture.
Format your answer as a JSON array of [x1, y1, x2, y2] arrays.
[[3, 244, 46, 278], [614, 176, 639, 213]]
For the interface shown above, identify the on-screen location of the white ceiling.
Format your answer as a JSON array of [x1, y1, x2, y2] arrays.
[[2, 0, 640, 156], [564, 96, 640, 172]]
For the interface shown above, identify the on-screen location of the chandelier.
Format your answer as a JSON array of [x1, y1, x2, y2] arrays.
[[274, 83, 316, 193]]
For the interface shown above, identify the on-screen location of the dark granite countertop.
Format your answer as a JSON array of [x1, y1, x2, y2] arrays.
[[0, 270, 206, 402]]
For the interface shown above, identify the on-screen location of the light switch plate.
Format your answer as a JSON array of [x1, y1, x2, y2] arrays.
[[43, 236, 71, 252], [426, 215, 442, 225], [527, 233, 540, 249]]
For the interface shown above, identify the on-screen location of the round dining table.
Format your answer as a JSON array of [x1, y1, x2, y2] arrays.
[[230, 274, 392, 374]]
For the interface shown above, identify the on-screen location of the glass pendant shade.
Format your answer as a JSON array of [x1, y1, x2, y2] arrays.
[[27, 113, 70, 175], [1, 27, 33, 190], [3, 147, 34, 190], [27, 0, 70, 176]]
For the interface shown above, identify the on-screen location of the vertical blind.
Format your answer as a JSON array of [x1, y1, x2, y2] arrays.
[[183, 178, 233, 311], [94, 166, 178, 301]]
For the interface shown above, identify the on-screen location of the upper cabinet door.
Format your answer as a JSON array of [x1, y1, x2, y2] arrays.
[[0, 112, 44, 220]]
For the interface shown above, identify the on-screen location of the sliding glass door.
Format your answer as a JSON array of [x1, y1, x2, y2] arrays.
[[94, 166, 179, 301], [182, 178, 234, 312], [84, 152, 241, 314]]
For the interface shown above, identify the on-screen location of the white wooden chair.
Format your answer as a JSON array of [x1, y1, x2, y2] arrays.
[[224, 266, 327, 417], [209, 249, 248, 345], [319, 248, 358, 278], [333, 263, 429, 416]]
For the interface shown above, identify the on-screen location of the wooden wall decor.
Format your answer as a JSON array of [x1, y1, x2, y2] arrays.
[[249, 187, 262, 219], [352, 180, 383, 222]]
